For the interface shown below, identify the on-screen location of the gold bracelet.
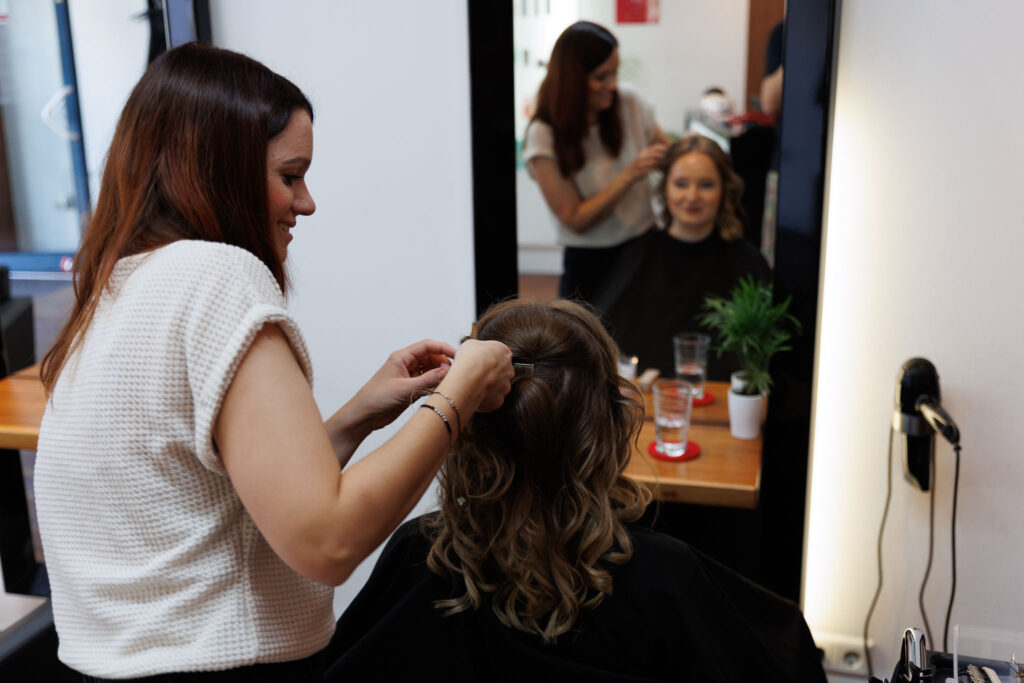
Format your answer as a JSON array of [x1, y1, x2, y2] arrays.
[[430, 390, 461, 433], [419, 403, 452, 439]]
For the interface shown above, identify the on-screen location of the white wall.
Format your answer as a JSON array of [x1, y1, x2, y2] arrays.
[[210, 1, 477, 615], [804, 0, 1024, 674]]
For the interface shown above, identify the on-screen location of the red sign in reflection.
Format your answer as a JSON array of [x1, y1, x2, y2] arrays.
[[617, 0, 659, 24]]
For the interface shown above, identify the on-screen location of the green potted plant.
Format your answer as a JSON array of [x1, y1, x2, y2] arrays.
[[699, 275, 800, 439]]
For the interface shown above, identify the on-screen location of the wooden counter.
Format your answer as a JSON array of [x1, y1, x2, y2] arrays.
[[0, 373, 761, 508], [0, 365, 46, 451], [624, 419, 760, 508], [0, 365, 49, 634], [625, 381, 761, 508]]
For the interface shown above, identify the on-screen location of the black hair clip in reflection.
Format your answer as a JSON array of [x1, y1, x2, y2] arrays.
[[512, 362, 534, 382]]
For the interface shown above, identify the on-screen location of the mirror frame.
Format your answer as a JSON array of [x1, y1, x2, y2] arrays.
[[467, 0, 839, 602]]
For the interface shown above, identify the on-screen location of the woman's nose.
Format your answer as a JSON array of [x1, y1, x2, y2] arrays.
[[295, 189, 316, 216]]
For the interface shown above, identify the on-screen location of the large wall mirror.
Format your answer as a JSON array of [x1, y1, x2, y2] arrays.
[[469, 0, 838, 601]]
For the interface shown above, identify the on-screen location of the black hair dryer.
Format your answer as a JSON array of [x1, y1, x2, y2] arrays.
[[892, 358, 961, 491]]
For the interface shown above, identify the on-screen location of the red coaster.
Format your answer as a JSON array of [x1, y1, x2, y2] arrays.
[[647, 440, 701, 462], [692, 392, 715, 407]]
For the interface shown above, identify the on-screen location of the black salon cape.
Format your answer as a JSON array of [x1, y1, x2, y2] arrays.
[[323, 515, 825, 682], [592, 229, 771, 380]]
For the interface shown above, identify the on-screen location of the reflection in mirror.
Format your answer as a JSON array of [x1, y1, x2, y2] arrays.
[[486, 0, 836, 605], [0, 0, 92, 252], [592, 134, 772, 381], [515, 1, 785, 355]]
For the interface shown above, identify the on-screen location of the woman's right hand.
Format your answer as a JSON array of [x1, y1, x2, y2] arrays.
[[629, 142, 668, 180], [439, 339, 514, 414], [529, 138, 668, 234]]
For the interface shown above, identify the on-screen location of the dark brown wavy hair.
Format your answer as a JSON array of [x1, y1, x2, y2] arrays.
[[425, 299, 651, 643], [41, 42, 312, 393], [531, 21, 623, 177], [657, 133, 745, 241]]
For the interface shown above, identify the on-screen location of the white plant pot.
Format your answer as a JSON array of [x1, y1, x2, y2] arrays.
[[730, 371, 748, 393], [728, 372, 766, 440]]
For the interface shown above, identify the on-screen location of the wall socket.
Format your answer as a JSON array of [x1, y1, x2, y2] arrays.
[[815, 631, 873, 676]]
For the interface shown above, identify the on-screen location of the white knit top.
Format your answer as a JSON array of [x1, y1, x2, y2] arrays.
[[34, 241, 335, 678], [522, 84, 659, 248]]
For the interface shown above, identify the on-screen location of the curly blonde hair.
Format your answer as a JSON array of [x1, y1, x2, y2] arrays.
[[425, 299, 651, 644], [657, 133, 745, 241]]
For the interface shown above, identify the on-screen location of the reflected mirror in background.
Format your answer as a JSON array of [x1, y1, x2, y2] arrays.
[[0, 0, 209, 598], [0, 0, 90, 254], [514, 0, 785, 302]]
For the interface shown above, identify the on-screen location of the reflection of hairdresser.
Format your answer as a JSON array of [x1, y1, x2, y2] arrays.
[[593, 134, 770, 379], [523, 21, 669, 303], [33, 44, 513, 680], [323, 299, 826, 682]]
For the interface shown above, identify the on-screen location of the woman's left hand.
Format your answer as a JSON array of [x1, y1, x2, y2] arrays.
[[346, 339, 455, 433]]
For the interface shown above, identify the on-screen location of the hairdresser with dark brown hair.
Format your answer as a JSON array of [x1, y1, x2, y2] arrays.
[[323, 299, 826, 682], [32, 43, 512, 682], [523, 21, 670, 303]]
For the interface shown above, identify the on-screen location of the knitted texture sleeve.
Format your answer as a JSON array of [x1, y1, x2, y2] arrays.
[[522, 119, 557, 176], [176, 243, 313, 473], [34, 240, 334, 678]]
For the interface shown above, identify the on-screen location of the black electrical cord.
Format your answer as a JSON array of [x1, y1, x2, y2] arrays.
[[864, 428, 895, 678], [919, 470, 935, 648], [942, 444, 962, 653]]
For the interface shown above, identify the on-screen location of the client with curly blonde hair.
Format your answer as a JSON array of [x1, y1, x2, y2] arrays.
[[425, 298, 650, 642], [324, 299, 825, 682]]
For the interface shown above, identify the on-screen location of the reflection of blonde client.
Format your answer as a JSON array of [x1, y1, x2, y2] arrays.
[[524, 21, 669, 303], [323, 299, 824, 682], [594, 134, 771, 379]]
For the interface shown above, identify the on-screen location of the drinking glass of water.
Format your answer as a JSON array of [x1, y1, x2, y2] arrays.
[[673, 332, 710, 400], [652, 379, 693, 457], [618, 354, 638, 381]]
